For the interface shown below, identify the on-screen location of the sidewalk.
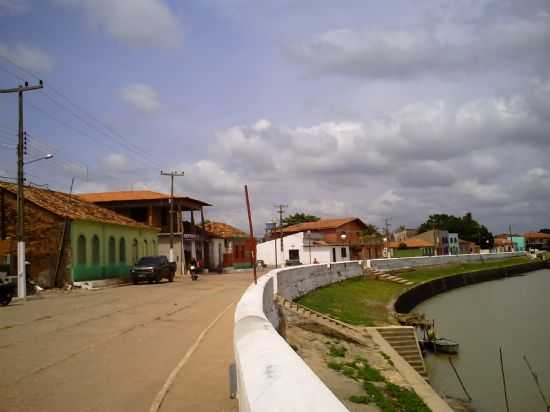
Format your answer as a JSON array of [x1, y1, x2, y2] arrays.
[[158, 303, 238, 412]]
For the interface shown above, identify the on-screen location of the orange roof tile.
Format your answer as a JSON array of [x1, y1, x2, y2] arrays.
[[523, 231, 550, 239], [204, 221, 248, 239], [389, 238, 434, 248], [0, 181, 154, 229], [281, 218, 366, 233], [77, 190, 211, 206]]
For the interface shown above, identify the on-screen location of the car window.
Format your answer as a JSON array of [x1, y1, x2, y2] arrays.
[[137, 257, 159, 265]]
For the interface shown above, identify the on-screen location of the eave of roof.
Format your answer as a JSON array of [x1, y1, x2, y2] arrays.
[[280, 217, 367, 233], [77, 190, 211, 207], [1, 181, 155, 229]]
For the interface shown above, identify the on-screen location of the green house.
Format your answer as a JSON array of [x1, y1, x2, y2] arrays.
[[0, 181, 158, 285]]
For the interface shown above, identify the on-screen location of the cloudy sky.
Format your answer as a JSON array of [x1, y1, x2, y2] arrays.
[[0, 0, 549, 234]]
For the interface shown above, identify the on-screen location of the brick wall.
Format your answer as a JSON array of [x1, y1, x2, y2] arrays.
[[1, 190, 71, 287]]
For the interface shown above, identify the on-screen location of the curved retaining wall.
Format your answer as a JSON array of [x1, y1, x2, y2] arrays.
[[394, 260, 546, 313], [234, 261, 363, 412], [369, 251, 526, 270]]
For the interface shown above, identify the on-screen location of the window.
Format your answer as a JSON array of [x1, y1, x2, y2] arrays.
[[332, 248, 337, 262], [92, 235, 100, 265], [77, 235, 87, 265], [289, 249, 300, 261], [152, 240, 157, 254], [119, 238, 126, 263], [108, 237, 116, 264], [144, 239, 148, 256], [341, 247, 347, 258]]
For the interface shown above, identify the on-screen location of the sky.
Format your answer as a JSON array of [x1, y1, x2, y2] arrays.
[[0, 0, 549, 235]]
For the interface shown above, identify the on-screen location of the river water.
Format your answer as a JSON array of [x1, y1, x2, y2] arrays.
[[414, 268, 550, 412]]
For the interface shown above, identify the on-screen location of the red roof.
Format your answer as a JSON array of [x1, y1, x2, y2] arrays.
[[78, 190, 211, 207], [523, 231, 550, 239], [0, 182, 154, 229], [281, 218, 367, 233], [204, 221, 247, 239]]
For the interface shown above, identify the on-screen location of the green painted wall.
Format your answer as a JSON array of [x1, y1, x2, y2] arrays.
[[70, 220, 158, 281]]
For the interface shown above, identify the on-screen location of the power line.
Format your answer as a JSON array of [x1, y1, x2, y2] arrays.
[[0, 57, 160, 169]]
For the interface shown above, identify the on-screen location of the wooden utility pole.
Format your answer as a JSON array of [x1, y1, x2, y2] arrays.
[[160, 171, 184, 264], [244, 186, 257, 284], [1, 81, 43, 299], [274, 204, 288, 258]]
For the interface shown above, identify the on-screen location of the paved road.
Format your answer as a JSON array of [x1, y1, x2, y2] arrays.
[[0, 272, 253, 412]]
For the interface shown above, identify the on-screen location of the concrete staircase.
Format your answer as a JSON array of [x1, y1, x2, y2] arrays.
[[376, 326, 427, 378], [365, 268, 415, 286]]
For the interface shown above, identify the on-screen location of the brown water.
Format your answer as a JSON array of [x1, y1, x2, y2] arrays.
[[414, 268, 550, 412]]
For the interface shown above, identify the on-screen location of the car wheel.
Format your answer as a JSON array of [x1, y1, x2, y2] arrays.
[[154, 273, 161, 283], [168, 273, 174, 282], [1, 294, 12, 306], [132, 275, 138, 285]]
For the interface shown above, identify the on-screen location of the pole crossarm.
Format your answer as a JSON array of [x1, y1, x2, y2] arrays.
[[160, 171, 185, 265]]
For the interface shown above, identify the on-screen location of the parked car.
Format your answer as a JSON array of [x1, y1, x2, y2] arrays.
[[130, 256, 176, 284]]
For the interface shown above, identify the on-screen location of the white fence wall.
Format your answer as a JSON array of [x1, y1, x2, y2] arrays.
[[368, 251, 526, 270], [234, 262, 363, 412]]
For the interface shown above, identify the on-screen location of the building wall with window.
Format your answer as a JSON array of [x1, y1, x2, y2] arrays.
[[257, 232, 351, 266], [70, 220, 158, 281]]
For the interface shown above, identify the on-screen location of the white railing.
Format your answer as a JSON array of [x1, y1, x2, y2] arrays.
[[234, 262, 362, 412]]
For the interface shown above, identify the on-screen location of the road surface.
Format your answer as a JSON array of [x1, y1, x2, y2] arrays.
[[0, 272, 253, 412]]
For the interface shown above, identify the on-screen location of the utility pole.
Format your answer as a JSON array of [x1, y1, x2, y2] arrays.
[[160, 171, 184, 264], [384, 217, 391, 258], [274, 204, 288, 260], [1, 81, 43, 299], [509, 224, 514, 252]]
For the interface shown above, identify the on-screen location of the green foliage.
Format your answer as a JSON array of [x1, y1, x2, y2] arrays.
[[362, 224, 381, 236], [397, 242, 408, 249], [341, 365, 357, 379], [363, 381, 397, 412], [385, 383, 431, 412], [327, 361, 343, 371], [540, 228, 550, 234], [282, 213, 320, 227], [417, 212, 494, 247], [349, 395, 370, 404], [326, 342, 347, 357]]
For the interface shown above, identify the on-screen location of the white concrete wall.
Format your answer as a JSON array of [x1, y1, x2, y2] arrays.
[[234, 261, 363, 412], [209, 238, 224, 268], [368, 251, 526, 270], [257, 232, 350, 266]]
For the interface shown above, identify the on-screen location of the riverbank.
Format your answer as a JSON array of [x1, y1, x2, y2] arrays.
[[296, 256, 534, 326]]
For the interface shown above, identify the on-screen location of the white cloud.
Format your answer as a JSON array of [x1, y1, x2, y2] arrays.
[[118, 84, 160, 113], [53, 0, 184, 48], [0, 43, 55, 73], [101, 153, 130, 172], [288, 13, 550, 80]]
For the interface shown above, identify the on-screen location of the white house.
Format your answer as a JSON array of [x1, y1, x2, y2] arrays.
[[448, 233, 459, 255], [256, 232, 351, 266]]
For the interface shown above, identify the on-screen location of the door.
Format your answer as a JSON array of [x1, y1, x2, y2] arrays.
[[332, 248, 336, 262]]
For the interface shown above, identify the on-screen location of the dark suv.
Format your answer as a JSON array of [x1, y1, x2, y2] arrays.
[[130, 256, 176, 284]]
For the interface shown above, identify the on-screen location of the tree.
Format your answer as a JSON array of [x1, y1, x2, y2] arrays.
[[417, 212, 494, 247], [282, 213, 320, 227], [363, 223, 381, 236], [539, 228, 550, 234]]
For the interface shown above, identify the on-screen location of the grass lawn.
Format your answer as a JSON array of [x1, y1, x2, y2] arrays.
[[296, 256, 532, 326], [400, 256, 531, 283]]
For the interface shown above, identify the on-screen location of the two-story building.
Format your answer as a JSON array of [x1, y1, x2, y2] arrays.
[[523, 231, 550, 251], [257, 218, 383, 266], [78, 191, 211, 274]]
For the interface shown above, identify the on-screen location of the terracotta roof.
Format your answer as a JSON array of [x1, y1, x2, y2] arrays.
[[523, 231, 550, 239], [204, 221, 247, 239], [0, 181, 154, 229], [78, 190, 211, 207], [388, 238, 434, 249], [281, 218, 366, 233]]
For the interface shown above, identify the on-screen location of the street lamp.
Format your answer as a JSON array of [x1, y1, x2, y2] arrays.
[[25, 153, 53, 165], [383, 237, 388, 258], [18, 153, 53, 299]]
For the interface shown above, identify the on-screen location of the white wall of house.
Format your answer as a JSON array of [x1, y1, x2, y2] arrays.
[[256, 232, 350, 266], [209, 238, 225, 268], [448, 233, 459, 255]]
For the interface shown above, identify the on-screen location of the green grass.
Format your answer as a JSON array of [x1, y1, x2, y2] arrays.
[[401, 256, 531, 283], [297, 257, 532, 326], [297, 278, 404, 326], [326, 342, 347, 357], [385, 383, 431, 412]]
